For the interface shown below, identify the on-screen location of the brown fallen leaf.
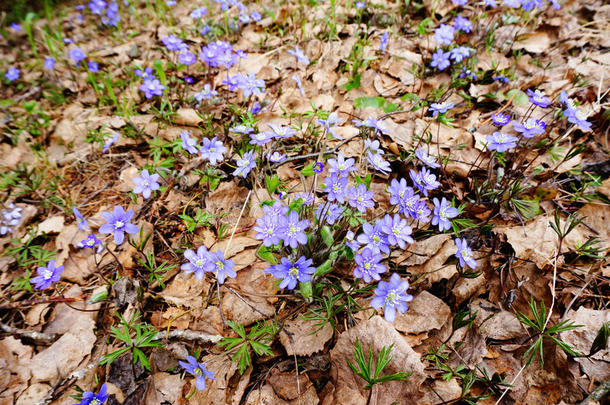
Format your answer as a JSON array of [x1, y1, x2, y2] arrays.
[[279, 317, 334, 356], [268, 369, 314, 401], [160, 271, 211, 309], [514, 32, 552, 54], [174, 108, 203, 127], [393, 291, 451, 335], [0, 337, 33, 404], [245, 383, 319, 405]]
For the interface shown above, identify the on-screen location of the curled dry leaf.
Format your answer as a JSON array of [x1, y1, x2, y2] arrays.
[[279, 317, 333, 356], [393, 291, 451, 336]]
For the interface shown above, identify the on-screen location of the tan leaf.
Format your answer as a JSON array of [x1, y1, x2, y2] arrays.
[[160, 272, 210, 309], [279, 317, 333, 356], [393, 291, 451, 335], [514, 32, 551, 54], [174, 108, 203, 127]]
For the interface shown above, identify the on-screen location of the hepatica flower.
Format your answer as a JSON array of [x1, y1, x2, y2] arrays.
[[162, 34, 187, 51], [526, 89, 551, 108], [179, 51, 197, 65], [77, 383, 109, 405], [513, 118, 546, 138], [434, 24, 455, 46], [379, 31, 389, 53], [267, 123, 296, 139], [179, 356, 215, 391], [367, 152, 391, 175], [279, 211, 310, 249], [132, 169, 161, 199], [287, 46, 310, 65], [486, 132, 518, 152], [249, 131, 274, 145], [449, 46, 472, 63], [181, 131, 199, 154], [354, 117, 389, 135], [99, 206, 139, 245], [182, 245, 212, 279], [371, 273, 413, 322], [254, 214, 284, 247], [30, 260, 63, 290], [455, 238, 477, 269], [317, 112, 344, 140], [429, 102, 454, 117], [5, 67, 20, 82], [102, 132, 118, 153], [347, 184, 375, 212], [73, 207, 90, 231], [194, 84, 218, 102], [415, 148, 440, 169], [268, 151, 286, 163], [209, 250, 235, 284], [233, 151, 257, 178], [357, 221, 390, 254], [410, 168, 440, 196], [323, 173, 348, 203], [565, 108, 591, 131], [87, 60, 99, 73], [315, 203, 344, 225], [491, 112, 510, 126], [69, 48, 86, 65], [430, 49, 450, 71], [44, 57, 56, 70], [201, 137, 227, 165], [139, 78, 165, 99], [432, 197, 458, 231], [354, 248, 386, 283], [266, 256, 315, 290], [388, 178, 411, 206], [453, 15, 472, 33], [313, 162, 324, 173], [327, 154, 356, 177], [78, 234, 102, 250], [381, 214, 413, 249], [0, 203, 22, 235]]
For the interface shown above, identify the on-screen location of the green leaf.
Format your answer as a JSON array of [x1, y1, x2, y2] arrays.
[[321, 226, 334, 247], [507, 89, 528, 107], [342, 74, 361, 91], [301, 163, 315, 176], [256, 245, 277, 264], [354, 96, 386, 110], [250, 340, 273, 356], [234, 344, 251, 374], [314, 259, 333, 277], [89, 289, 108, 304], [265, 174, 280, 195], [589, 322, 610, 356]]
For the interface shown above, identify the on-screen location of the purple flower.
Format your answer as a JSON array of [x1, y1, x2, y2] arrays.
[[317, 112, 344, 140], [355, 1, 366, 8], [313, 162, 324, 173], [139, 78, 165, 99], [512, 118, 546, 138], [327, 154, 356, 177], [102, 1, 120, 26], [449, 46, 472, 63], [399, 189, 420, 218], [132, 169, 161, 199], [135, 67, 154, 79], [251, 11, 262, 21], [249, 131, 275, 145], [0, 203, 22, 236], [268, 151, 286, 163], [162, 34, 187, 51], [367, 152, 391, 175], [30, 260, 63, 289], [345, 230, 360, 251], [89, 0, 107, 14], [181, 246, 212, 279], [486, 132, 518, 152], [434, 24, 455, 46], [379, 32, 388, 54], [414, 200, 431, 222], [179, 356, 215, 391], [429, 102, 454, 117], [232, 73, 265, 98], [179, 51, 197, 65], [10, 23, 22, 31], [365, 139, 384, 155], [565, 108, 591, 131], [388, 178, 410, 206], [410, 168, 440, 196], [230, 125, 254, 135], [370, 273, 413, 322], [77, 383, 109, 405], [453, 16, 472, 33], [78, 234, 102, 250], [69, 48, 86, 65], [432, 197, 458, 232], [267, 123, 296, 139], [194, 84, 218, 102], [357, 221, 390, 254], [263, 201, 289, 217], [295, 193, 315, 206], [504, 0, 521, 7], [430, 49, 450, 71], [315, 203, 344, 225], [181, 131, 199, 154], [254, 214, 284, 247], [287, 46, 310, 65], [201, 137, 227, 165], [354, 248, 386, 283], [452, 0, 468, 5], [415, 148, 441, 169], [87, 60, 99, 73], [102, 132, 118, 153], [99, 206, 139, 245], [280, 211, 310, 249], [455, 238, 477, 269], [491, 112, 510, 126], [348, 184, 375, 212], [266, 256, 315, 290], [233, 151, 257, 178], [526, 89, 551, 108], [292, 74, 306, 97], [459, 67, 477, 80], [5, 67, 20, 82], [323, 174, 349, 203], [381, 214, 413, 249], [190, 6, 207, 19], [44, 57, 56, 70], [354, 117, 389, 135], [73, 207, 90, 231], [209, 250, 235, 284]]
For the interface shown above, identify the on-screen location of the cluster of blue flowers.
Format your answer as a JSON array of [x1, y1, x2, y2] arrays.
[[137, 67, 165, 99], [431, 17, 474, 72], [87, 0, 121, 26], [0, 203, 22, 235]]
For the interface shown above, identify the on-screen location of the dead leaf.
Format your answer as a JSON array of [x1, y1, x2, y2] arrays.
[[174, 108, 203, 127], [514, 32, 551, 54], [393, 291, 451, 335], [279, 317, 333, 356], [0, 337, 33, 404], [268, 369, 314, 401], [160, 271, 210, 309]]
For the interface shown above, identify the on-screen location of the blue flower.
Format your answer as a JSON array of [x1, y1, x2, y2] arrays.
[[73, 207, 90, 231], [230, 125, 254, 135], [287, 46, 310, 65], [78, 234, 102, 251], [429, 102, 455, 117], [388, 178, 410, 206], [370, 273, 413, 322], [87, 60, 99, 73], [181, 246, 212, 280], [313, 162, 324, 174], [354, 248, 386, 283], [190, 6, 207, 19], [5, 67, 20, 82], [345, 230, 360, 251], [162, 34, 187, 51], [491, 112, 510, 126], [179, 51, 197, 65], [181, 131, 199, 154], [564, 108, 591, 131], [194, 84, 218, 102], [353, 117, 389, 135], [266, 256, 315, 290], [357, 221, 390, 254], [139, 78, 165, 99], [233, 151, 257, 178], [179, 356, 215, 391], [430, 49, 450, 71], [526, 89, 551, 108], [512, 118, 546, 138], [279, 211, 310, 249], [452, 0, 468, 5], [323, 174, 349, 203], [31, 260, 63, 290], [209, 250, 235, 284], [348, 184, 375, 212], [455, 238, 477, 269], [381, 214, 413, 249], [415, 148, 441, 169], [449, 46, 472, 63], [410, 168, 440, 196], [69, 48, 86, 65], [367, 152, 391, 175], [268, 152, 286, 163], [254, 214, 284, 247], [364, 139, 384, 155], [414, 200, 431, 223], [44, 57, 56, 70], [327, 154, 356, 177], [88, 0, 107, 15], [262, 201, 289, 217], [453, 15, 472, 33], [132, 169, 161, 199], [267, 123, 296, 139], [432, 198, 458, 232], [486, 132, 518, 152], [317, 112, 344, 140], [379, 32, 389, 54], [102, 132, 118, 153], [99, 206, 139, 245], [355, 1, 366, 8], [201, 137, 227, 165], [434, 24, 455, 46], [250, 10, 262, 21], [249, 131, 275, 145], [315, 203, 344, 225], [75, 383, 108, 405]]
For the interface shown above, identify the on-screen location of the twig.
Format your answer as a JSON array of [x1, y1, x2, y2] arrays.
[[579, 381, 610, 405], [153, 329, 223, 344], [0, 322, 60, 345]]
